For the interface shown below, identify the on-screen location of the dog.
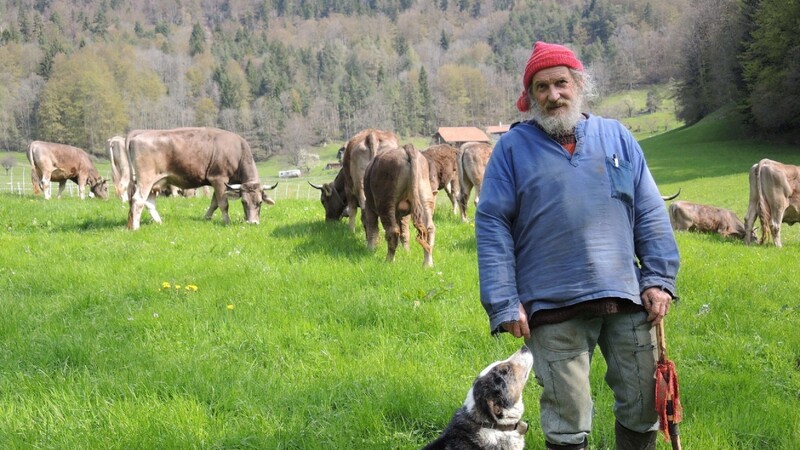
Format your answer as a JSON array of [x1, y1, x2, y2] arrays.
[[423, 345, 534, 450]]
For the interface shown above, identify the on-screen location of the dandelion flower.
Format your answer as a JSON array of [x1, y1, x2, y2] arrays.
[[161, 282, 171, 290], [185, 284, 198, 292], [175, 284, 181, 290], [227, 304, 235, 310]]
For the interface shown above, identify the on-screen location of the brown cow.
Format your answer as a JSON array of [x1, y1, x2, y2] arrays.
[[744, 158, 800, 247], [422, 143, 460, 215], [669, 201, 754, 240], [108, 135, 130, 202], [457, 141, 493, 222], [126, 127, 277, 230], [308, 168, 347, 221], [363, 143, 437, 267], [310, 129, 399, 231], [27, 140, 108, 200]]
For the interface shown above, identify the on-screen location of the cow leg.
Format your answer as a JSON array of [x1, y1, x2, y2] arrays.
[[77, 176, 87, 200], [218, 193, 232, 224], [382, 215, 400, 262], [128, 188, 148, 230], [446, 181, 459, 215], [363, 205, 380, 251], [56, 180, 67, 199], [347, 200, 359, 233], [772, 209, 785, 248], [423, 222, 435, 268], [144, 190, 162, 224], [204, 195, 220, 221], [399, 214, 411, 251], [41, 174, 52, 200], [458, 183, 473, 222]]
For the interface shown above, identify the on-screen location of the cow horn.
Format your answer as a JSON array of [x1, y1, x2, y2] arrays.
[[661, 188, 681, 201], [308, 181, 323, 190], [226, 183, 242, 190], [264, 182, 278, 190]]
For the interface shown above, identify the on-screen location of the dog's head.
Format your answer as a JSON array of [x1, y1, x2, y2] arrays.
[[464, 346, 534, 427]]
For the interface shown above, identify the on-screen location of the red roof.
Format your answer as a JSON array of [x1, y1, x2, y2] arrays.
[[486, 124, 510, 135], [435, 127, 491, 143]]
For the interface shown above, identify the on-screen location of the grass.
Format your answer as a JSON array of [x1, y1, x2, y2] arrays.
[[593, 84, 684, 141], [2, 112, 800, 449]]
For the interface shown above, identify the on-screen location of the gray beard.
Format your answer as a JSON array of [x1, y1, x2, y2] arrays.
[[530, 103, 584, 138]]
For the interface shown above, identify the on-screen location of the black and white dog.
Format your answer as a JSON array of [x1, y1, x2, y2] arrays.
[[423, 346, 534, 450]]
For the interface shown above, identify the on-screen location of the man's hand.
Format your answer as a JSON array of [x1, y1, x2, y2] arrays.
[[641, 287, 672, 324], [501, 303, 531, 339]]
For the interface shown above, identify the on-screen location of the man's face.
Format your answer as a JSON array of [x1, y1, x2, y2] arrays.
[[528, 66, 583, 136]]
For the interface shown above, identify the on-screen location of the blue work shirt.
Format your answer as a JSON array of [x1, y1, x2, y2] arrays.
[[476, 115, 679, 334]]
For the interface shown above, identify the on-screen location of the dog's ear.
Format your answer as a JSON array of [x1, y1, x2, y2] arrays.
[[486, 398, 504, 421]]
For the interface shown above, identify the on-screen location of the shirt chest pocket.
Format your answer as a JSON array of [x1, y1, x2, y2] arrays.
[[606, 156, 634, 206]]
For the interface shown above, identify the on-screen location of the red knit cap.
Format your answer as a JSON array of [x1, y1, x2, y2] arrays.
[[516, 41, 584, 112]]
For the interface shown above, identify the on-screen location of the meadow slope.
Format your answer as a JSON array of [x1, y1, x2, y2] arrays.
[[1, 113, 799, 448]]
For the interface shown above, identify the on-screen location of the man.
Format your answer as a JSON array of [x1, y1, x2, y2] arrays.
[[475, 41, 679, 450]]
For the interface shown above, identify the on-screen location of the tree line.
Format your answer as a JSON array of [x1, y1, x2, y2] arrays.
[[0, 0, 796, 163]]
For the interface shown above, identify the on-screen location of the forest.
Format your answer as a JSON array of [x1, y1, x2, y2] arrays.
[[0, 0, 797, 162]]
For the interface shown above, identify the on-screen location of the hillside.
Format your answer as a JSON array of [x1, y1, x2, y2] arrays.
[[0, 0, 692, 159]]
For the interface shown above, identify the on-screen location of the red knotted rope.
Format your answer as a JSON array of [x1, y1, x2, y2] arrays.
[[655, 356, 683, 441]]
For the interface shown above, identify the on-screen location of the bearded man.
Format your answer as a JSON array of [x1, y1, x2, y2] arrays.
[[475, 42, 680, 450]]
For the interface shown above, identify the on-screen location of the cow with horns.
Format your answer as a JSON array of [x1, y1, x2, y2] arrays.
[[669, 200, 754, 240], [309, 129, 399, 231], [27, 140, 109, 200], [126, 127, 277, 230]]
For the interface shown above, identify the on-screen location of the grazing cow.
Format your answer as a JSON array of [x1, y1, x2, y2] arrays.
[[422, 144, 460, 215], [108, 135, 130, 202], [308, 168, 348, 221], [27, 141, 108, 200], [457, 141, 493, 222], [744, 159, 800, 247], [310, 129, 399, 231], [126, 127, 277, 230], [363, 143, 436, 267], [669, 200, 754, 240]]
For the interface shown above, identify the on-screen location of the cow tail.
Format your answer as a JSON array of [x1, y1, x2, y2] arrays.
[[405, 144, 431, 253], [125, 137, 138, 207], [27, 142, 42, 195], [756, 161, 773, 244], [366, 131, 379, 160]]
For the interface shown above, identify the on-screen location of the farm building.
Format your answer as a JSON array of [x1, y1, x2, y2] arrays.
[[485, 123, 510, 141], [433, 127, 491, 148]]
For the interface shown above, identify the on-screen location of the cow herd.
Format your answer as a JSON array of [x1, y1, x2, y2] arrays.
[[26, 127, 799, 268], [309, 128, 494, 267], [27, 127, 279, 231], [667, 158, 800, 247], [25, 127, 494, 267]]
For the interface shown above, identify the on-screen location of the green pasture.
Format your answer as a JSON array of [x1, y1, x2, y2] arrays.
[[2, 111, 800, 449]]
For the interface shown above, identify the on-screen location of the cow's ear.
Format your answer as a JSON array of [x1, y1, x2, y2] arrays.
[[225, 184, 243, 199], [225, 189, 242, 199]]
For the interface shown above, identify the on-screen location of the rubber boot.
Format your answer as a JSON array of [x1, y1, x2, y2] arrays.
[[615, 421, 656, 450], [546, 438, 588, 450]]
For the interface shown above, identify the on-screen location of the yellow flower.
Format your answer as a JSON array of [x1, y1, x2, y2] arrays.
[[175, 284, 181, 290], [227, 304, 235, 310], [185, 284, 198, 292], [161, 282, 171, 290]]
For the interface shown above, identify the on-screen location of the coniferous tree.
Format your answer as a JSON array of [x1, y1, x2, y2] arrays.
[[741, 0, 800, 132], [189, 23, 205, 56], [439, 30, 450, 50]]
